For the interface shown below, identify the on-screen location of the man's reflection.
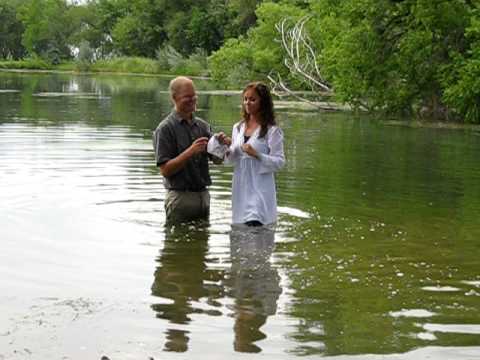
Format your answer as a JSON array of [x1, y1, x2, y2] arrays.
[[229, 225, 282, 353], [150, 221, 224, 352]]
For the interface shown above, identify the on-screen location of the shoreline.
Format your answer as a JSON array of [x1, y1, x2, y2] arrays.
[[0, 67, 210, 80], [1, 69, 479, 127]]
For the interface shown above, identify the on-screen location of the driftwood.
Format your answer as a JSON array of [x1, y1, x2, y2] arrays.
[[267, 72, 340, 111], [275, 16, 331, 93], [268, 15, 332, 110], [270, 16, 369, 112]]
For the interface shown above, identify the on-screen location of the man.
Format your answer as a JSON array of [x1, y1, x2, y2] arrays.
[[153, 76, 227, 223]]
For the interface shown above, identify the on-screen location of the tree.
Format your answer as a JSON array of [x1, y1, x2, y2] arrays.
[[442, 5, 480, 123], [209, 2, 305, 86], [309, 0, 479, 119], [0, 0, 27, 59], [18, 0, 75, 61]]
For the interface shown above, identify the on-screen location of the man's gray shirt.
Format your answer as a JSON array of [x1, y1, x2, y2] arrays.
[[153, 110, 213, 191]]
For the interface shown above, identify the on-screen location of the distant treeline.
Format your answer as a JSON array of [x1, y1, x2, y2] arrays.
[[1, 0, 479, 122], [0, 0, 260, 60]]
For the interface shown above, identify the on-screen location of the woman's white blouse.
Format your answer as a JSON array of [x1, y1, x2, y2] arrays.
[[225, 122, 285, 225]]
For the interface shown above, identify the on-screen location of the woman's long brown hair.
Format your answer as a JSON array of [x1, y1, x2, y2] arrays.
[[240, 82, 276, 138]]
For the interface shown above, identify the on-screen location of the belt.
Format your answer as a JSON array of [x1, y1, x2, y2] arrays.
[[169, 187, 206, 193]]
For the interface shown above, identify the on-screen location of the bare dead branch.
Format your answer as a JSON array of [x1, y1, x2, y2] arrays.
[[274, 16, 331, 93]]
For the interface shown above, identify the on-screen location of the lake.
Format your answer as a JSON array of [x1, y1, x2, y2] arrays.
[[0, 71, 479, 360]]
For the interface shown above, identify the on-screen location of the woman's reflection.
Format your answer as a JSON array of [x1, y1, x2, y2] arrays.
[[150, 221, 224, 352], [229, 224, 282, 353]]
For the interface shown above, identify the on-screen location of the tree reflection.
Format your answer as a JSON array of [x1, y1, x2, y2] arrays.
[[150, 221, 224, 352], [228, 225, 282, 353]]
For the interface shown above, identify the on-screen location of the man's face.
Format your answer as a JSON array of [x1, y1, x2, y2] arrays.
[[174, 82, 197, 116]]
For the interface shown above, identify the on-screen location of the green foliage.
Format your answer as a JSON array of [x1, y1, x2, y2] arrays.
[[208, 0, 479, 121], [209, 2, 305, 87], [111, 15, 143, 56], [18, 0, 76, 62], [308, 0, 478, 119], [1, 0, 266, 72], [0, 0, 27, 59], [442, 8, 480, 123], [91, 56, 161, 74], [0, 57, 51, 70], [208, 37, 255, 88], [67, 1, 112, 59], [76, 40, 95, 71], [156, 45, 209, 76], [226, 0, 261, 36], [88, 54, 208, 76], [172, 48, 209, 77], [3, 0, 479, 122], [156, 45, 184, 71]]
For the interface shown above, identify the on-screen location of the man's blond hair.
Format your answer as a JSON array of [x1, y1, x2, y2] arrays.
[[169, 76, 194, 99]]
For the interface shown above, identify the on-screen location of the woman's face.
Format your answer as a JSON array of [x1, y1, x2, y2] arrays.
[[243, 88, 261, 117]]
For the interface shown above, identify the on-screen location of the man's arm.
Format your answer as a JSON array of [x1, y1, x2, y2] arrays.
[[159, 137, 209, 177]]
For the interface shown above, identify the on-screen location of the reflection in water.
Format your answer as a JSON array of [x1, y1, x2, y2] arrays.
[[150, 222, 282, 354], [150, 221, 224, 352], [229, 225, 282, 353]]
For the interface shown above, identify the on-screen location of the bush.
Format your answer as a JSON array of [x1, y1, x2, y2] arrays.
[[443, 51, 480, 123], [0, 57, 51, 70], [156, 46, 209, 76], [442, 13, 480, 123], [173, 48, 209, 76], [76, 41, 95, 72], [156, 45, 184, 71], [208, 2, 304, 88], [91, 56, 161, 74], [208, 37, 255, 87]]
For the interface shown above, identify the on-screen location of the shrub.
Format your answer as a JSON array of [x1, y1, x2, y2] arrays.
[[76, 41, 95, 72], [91, 56, 160, 74], [156, 45, 209, 76], [156, 45, 184, 71], [0, 57, 51, 70]]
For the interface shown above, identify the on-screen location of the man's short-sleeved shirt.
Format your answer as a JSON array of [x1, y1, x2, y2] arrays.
[[153, 110, 212, 191]]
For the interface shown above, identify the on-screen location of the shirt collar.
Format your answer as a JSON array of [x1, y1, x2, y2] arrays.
[[172, 109, 198, 126], [239, 121, 260, 137]]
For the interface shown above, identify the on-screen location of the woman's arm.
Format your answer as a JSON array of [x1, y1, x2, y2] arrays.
[[257, 126, 286, 174]]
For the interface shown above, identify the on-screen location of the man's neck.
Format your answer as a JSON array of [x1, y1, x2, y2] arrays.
[[175, 109, 193, 123]]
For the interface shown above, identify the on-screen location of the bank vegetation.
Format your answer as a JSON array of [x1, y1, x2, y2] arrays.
[[1, 0, 479, 122]]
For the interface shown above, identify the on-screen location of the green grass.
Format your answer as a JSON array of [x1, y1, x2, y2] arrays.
[[55, 61, 77, 71], [0, 56, 210, 77], [0, 58, 51, 70], [91, 56, 162, 74]]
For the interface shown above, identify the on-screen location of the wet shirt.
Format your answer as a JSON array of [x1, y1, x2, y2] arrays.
[[225, 122, 285, 225], [153, 110, 213, 191]]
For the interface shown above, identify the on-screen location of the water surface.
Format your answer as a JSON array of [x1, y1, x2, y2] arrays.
[[0, 72, 479, 359]]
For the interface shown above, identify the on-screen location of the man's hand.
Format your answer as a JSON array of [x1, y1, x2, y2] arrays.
[[242, 143, 259, 159], [188, 137, 208, 155], [216, 132, 232, 146], [160, 136, 208, 177]]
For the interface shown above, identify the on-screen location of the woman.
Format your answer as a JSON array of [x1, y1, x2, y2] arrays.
[[225, 82, 285, 226]]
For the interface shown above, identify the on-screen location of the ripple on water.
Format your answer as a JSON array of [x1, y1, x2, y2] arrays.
[[423, 323, 480, 335], [421, 286, 461, 292], [33, 92, 110, 100], [389, 309, 437, 318], [277, 206, 310, 219]]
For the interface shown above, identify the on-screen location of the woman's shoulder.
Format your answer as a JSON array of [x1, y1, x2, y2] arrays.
[[267, 124, 283, 135], [232, 120, 244, 131]]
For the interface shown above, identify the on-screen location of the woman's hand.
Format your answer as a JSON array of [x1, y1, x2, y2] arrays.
[[241, 143, 259, 159]]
